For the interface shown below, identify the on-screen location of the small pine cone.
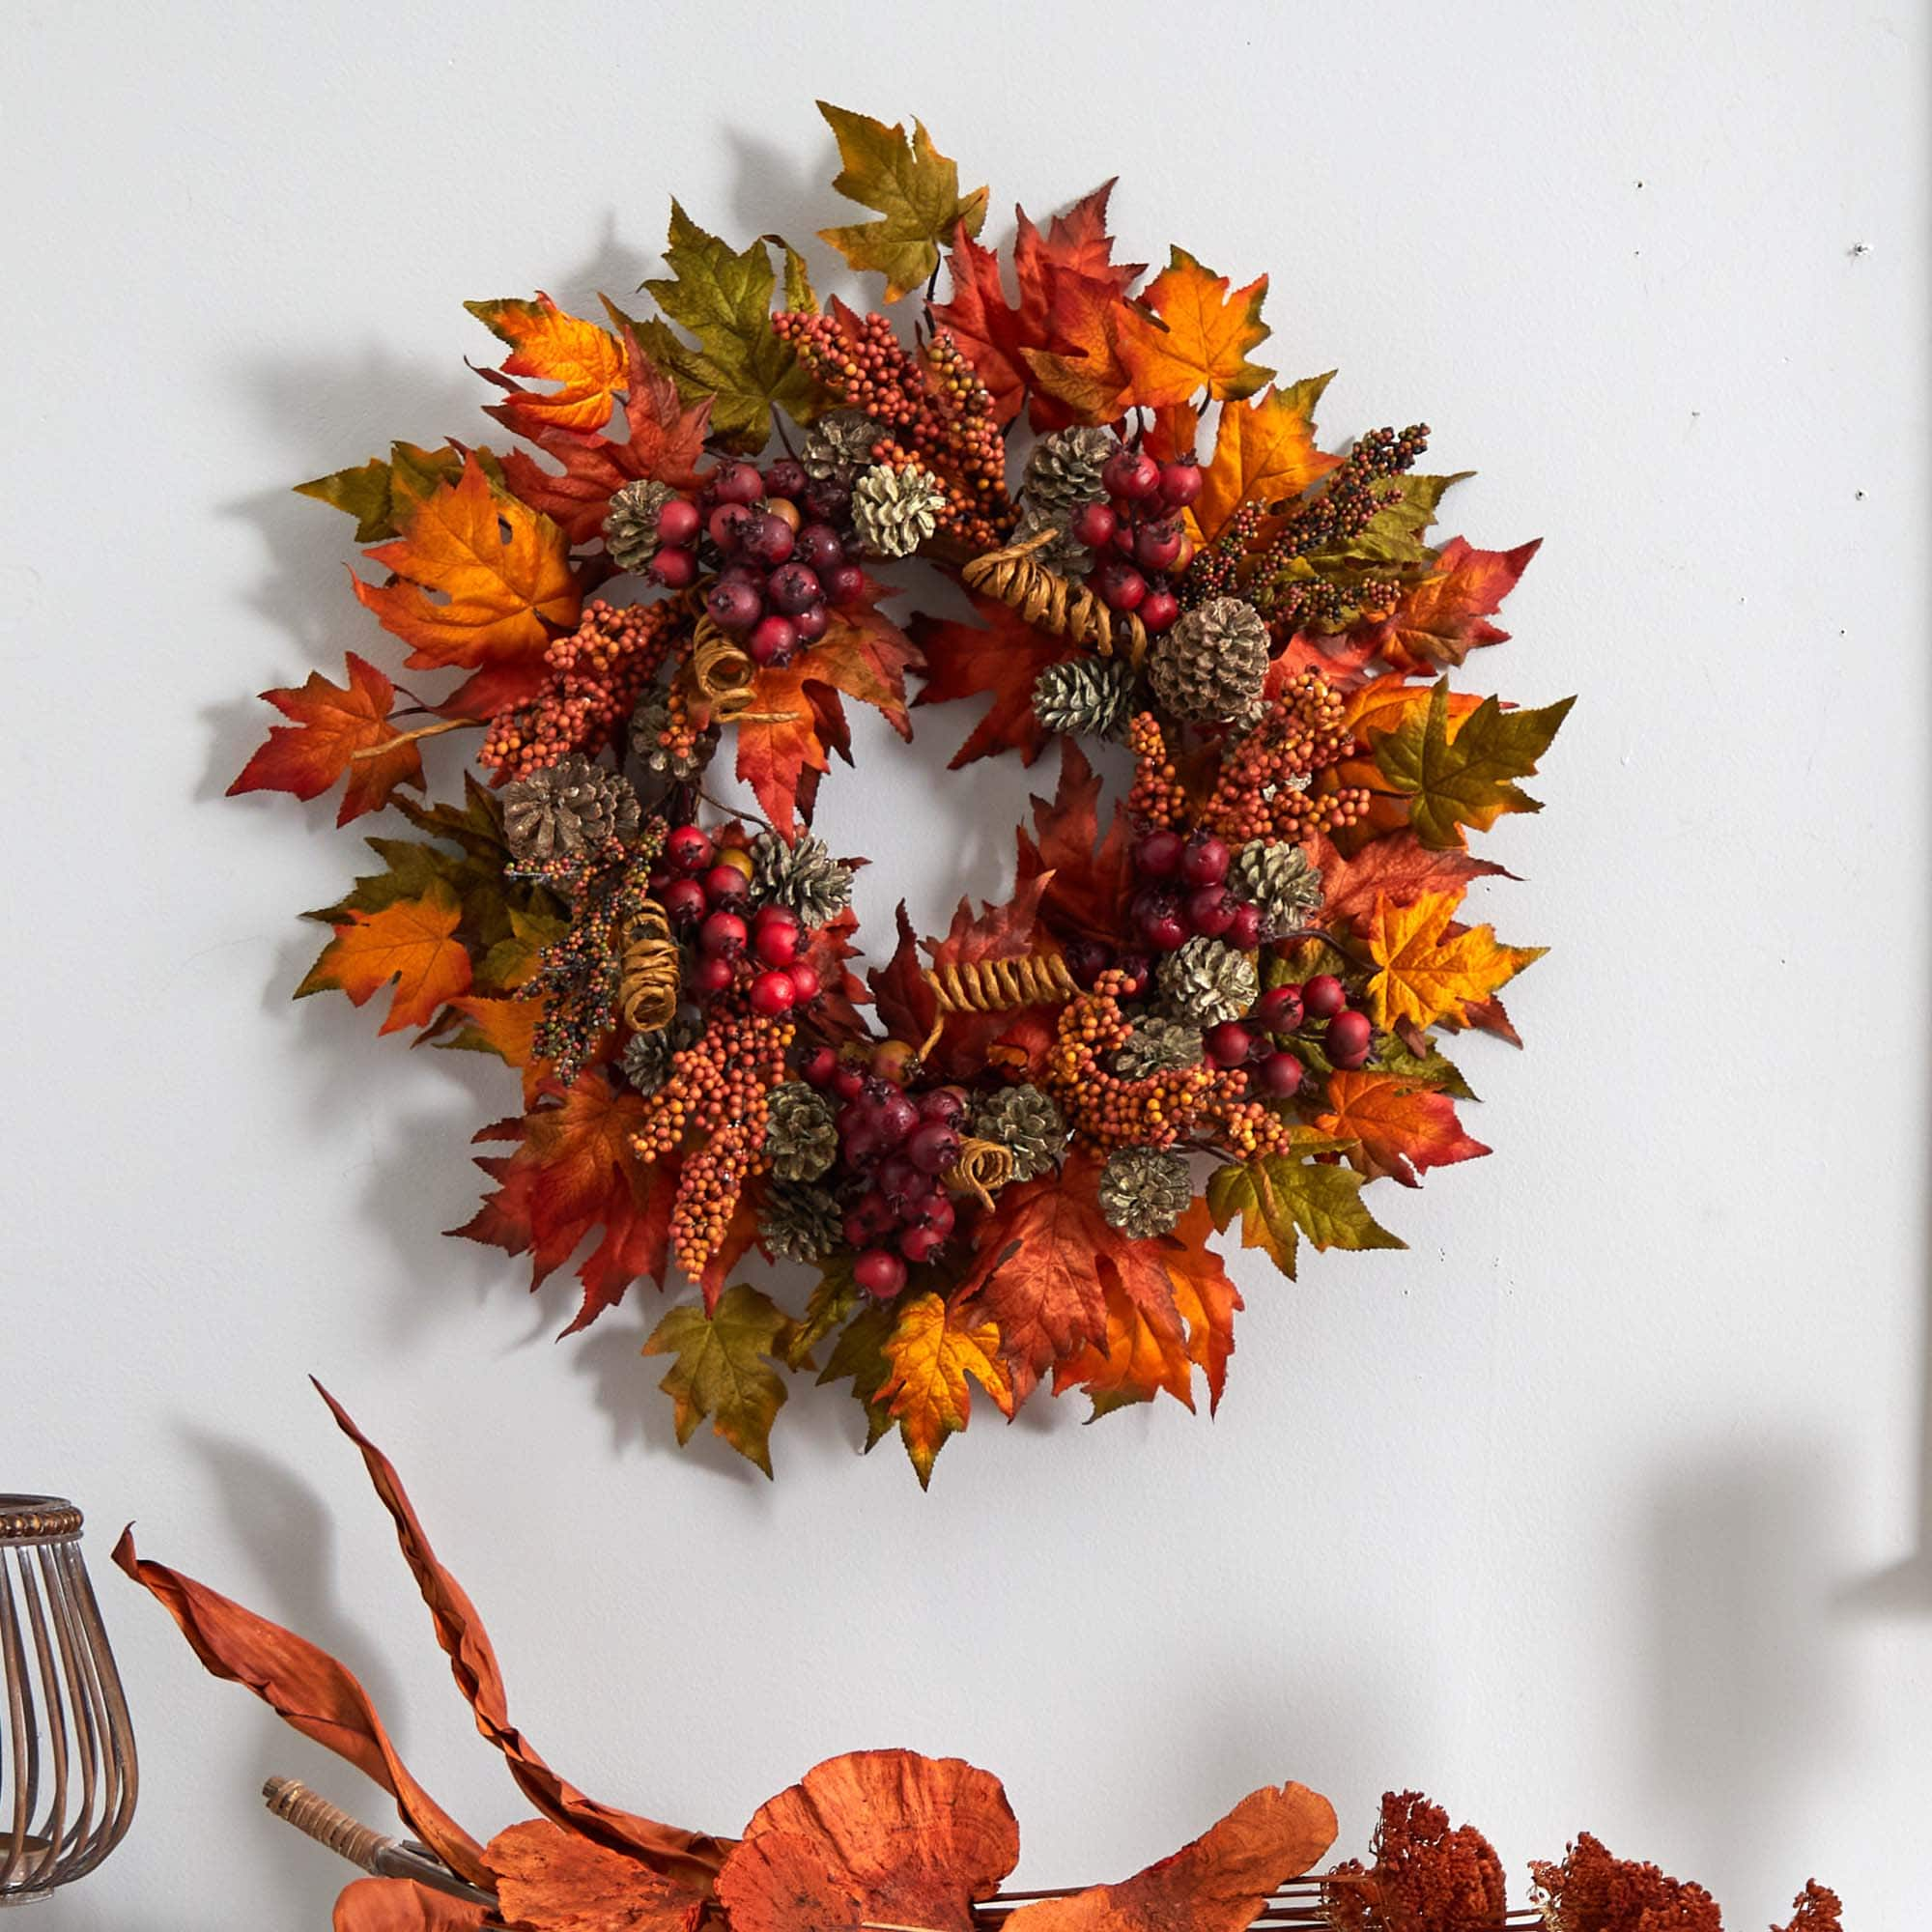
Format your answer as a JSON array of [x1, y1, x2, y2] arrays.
[[1032, 657, 1134, 741], [1016, 425, 1118, 571], [751, 831, 854, 928], [502, 754, 641, 864], [1158, 935, 1258, 1027], [1149, 596, 1269, 725], [802, 409, 883, 490], [763, 1082, 838, 1182], [970, 1083, 1066, 1183], [1228, 839, 1323, 939], [1098, 1146, 1192, 1238], [758, 1180, 843, 1264], [620, 1012, 697, 1095], [851, 462, 947, 558], [628, 692, 714, 782], [1112, 1016, 1205, 1080], [603, 479, 676, 574]]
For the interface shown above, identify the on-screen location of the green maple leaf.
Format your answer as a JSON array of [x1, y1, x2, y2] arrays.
[[816, 101, 988, 301], [642, 1284, 795, 1477], [816, 1301, 896, 1449], [784, 1257, 859, 1370], [1207, 1150, 1404, 1282], [296, 442, 504, 542], [1374, 680, 1575, 850], [637, 203, 822, 453]]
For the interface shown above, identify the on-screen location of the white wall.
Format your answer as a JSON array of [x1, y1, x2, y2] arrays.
[[3, 2, 1928, 1923]]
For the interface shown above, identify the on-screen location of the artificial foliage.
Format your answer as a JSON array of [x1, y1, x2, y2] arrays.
[[117, 1390, 1843, 1931], [231, 101, 1574, 1482]]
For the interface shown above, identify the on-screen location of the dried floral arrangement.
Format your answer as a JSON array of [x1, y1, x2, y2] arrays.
[[230, 100, 1572, 1482], [117, 1390, 1841, 1931]]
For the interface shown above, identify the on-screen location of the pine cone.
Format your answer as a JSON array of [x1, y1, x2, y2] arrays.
[[620, 1012, 697, 1095], [1098, 1146, 1192, 1238], [851, 463, 947, 558], [1112, 1016, 1204, 1080], [603, 479, 676, 574], [1015, 425, 1118, 571], [1032, 657, 1134, 741], [970, 1084, 1066, 1182], [758, 1180, 843, 1264], [751, 832, 854, 928], [802, 409, 883, 490], [628, 692, 714, 783], [502, 754, 641, 864], [1228, 839, 1323, 939], [1158, 935, 1258, 1026], [763, 1082, 838, 1182], [1149, 596, 1269, 725]]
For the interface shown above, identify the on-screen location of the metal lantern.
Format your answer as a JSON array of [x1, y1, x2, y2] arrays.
[[0, 1498, 136, 1904]]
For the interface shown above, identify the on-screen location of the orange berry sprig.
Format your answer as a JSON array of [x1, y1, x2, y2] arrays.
[[481, 598, 686, 781], [1201, 671, 1368, 844], [1126, 711, 1192, 830]]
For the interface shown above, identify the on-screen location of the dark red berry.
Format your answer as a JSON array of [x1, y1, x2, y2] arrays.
[[908, 1121, 961, 1175], [1112, 952, 1152, 997], [1072, 500, 1118, 549], [753, 917, 800, 966], [919, 1192, 956, 1238], [1226, 902, 1264, 951], [666, 825, 712, 873], [1094, 557, 1148, 611], [1303, 974, 1348, 1020], [655, 496, 700, 546], [1133, 519, 1184, 573], [800, 1045, 838, 1086], [748, 613, 798, 665], [855, 1249, 908, 1300], [763, 458, 808, 499], [707, 501, 754, 553], [917, 1086, 966, 1125], [701, 864, 749, 906], [1102, 446, 1161, 500], [1254, 985, 1304, 1033], [825, 561, 866, 605], [1065, 938, 1113, 988], [1185, 884, 1235, 938], [898, 1224, 946, 1264], [1255, 1050, 1304, 1097], [662, 876, 707, 926], [1157, 458, 1203, 507], [714, 461, 764, 505], [1181, 835, 1231, 887], [832, 1065, 866, 1101], [767, 562, 822, 614], [1132, 884, 1180, 942], [1140, 588, 1180, 633], [877, 1091, 920, 1145], [705, 576, 762, 633], [1133, 829, 1185, 878], [690, 953, 733, 995], [790, 603, 829, 644], [743, 512, 795, 566], [649, 545, 696, 588], [1325, 1009, 1373, 1069], [1205, 1021, 1254, 1067], [794, 523, 843, 572], [698, 910, 747, 957], [749, 969, 797, 1015], [784, 959, 821, 1003]]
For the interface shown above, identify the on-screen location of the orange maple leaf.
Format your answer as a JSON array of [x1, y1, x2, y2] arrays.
[[439, 994, 553, 1104], [912, 591, 1080, 768], [1116, 247, 1274, 408], [1363, 889, 1544, 1032], [1362, 536, 1540, 672], [299, 880, 472, 1035], [1001, 1785, 1336, 1932], [1017, 270, 1142, 424], [1339, 673, 1484, 751], [1309, 830, 1512, 929], [1315, 1069, 1491, 1188], [878, 1292, 1015, 1485], [1194, 378, 1338, 546], [354, 456, 580, 716], [466, 294, 628, 437], [228, 651, 424, 825]]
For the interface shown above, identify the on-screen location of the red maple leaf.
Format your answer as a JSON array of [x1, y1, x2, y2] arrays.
[[912, 592, 1079, 768], [1358, 537, 1540, 672], [1014, 739, 1136, 948], [229, 652, 425, 825], [493, 327, 713, 546], [1309, 831, 1515, 930]]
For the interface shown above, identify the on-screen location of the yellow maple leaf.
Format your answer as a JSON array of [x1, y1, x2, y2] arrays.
[[816, 102, 988, 302], [1117, 247, 1273, 408], [1363, 889, 1544, 1032], [465, 294, 627, 435], [877, 1293, 1013, 1488]]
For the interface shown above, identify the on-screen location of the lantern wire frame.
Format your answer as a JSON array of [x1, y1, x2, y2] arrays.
[[0, 1498, 136, 1905]]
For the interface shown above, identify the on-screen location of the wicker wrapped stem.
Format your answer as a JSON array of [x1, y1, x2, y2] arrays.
[[959, 525, 1150, 668], [919, 952, 1079, 1059], [262, 1777, 497, 1908]]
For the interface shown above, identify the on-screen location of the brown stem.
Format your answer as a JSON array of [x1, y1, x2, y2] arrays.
[[351, 716, 484, 762]]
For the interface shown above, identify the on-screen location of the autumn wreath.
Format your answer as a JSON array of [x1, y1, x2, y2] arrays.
[[116, 1389, 1843, 1931], [231, 101, 1572, 1482]]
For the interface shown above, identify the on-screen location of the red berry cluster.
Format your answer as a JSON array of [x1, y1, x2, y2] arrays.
[[655, 826, 822, 1016], [1205, 972, 1374, 1102], [643, 460, 866, 668], [1075, 445, 1203, 632], [796, 1049, 964, 1299], [1127, 826, 1263, 953]]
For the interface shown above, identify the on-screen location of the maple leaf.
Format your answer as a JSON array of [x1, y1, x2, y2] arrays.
[[1338, 673, 1484, 750], [816, 102, 988, 301], [1362, 889, 1543, 1033], [1309, 829, 1513, 930], [1162, 1197, 1243, 1413], [1361, 536, 1541, 672], [1018, 270, 1141, 423], [932, 184, 1141, 426], [1314, 1069, 1491, 1187], [298, 440, 465, 543], [454, 1074, 672, 1334], [875, 1293, 1014, 1486], [354, 456, 580, 717], [437, 995, 552, 1103], [815, 1300, 897, 1449], [465, 295, 628, 437], [1207, 1149, 1404, 1282], [1117, 247, 1274, 408], [332, 1877, 491, 1931], [495, 326, 713, 545], [725, 1750, 1018, 1932], [1372, 680, 1574, 849], [638, 203, 820, 453], [642, 1285, 795, 1478], [912, 592, 1079, 767], [229, 651, 425, 825], [297, 879, 472, 1035], [1052, 1255, 1195, 1419], [486, 1819, 703, 1932], [1002, 1785, 1337, 1932], [1014, 739, 1137, 947], [1193, 376, 1338, 546], [735, 601, 920, 836]]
